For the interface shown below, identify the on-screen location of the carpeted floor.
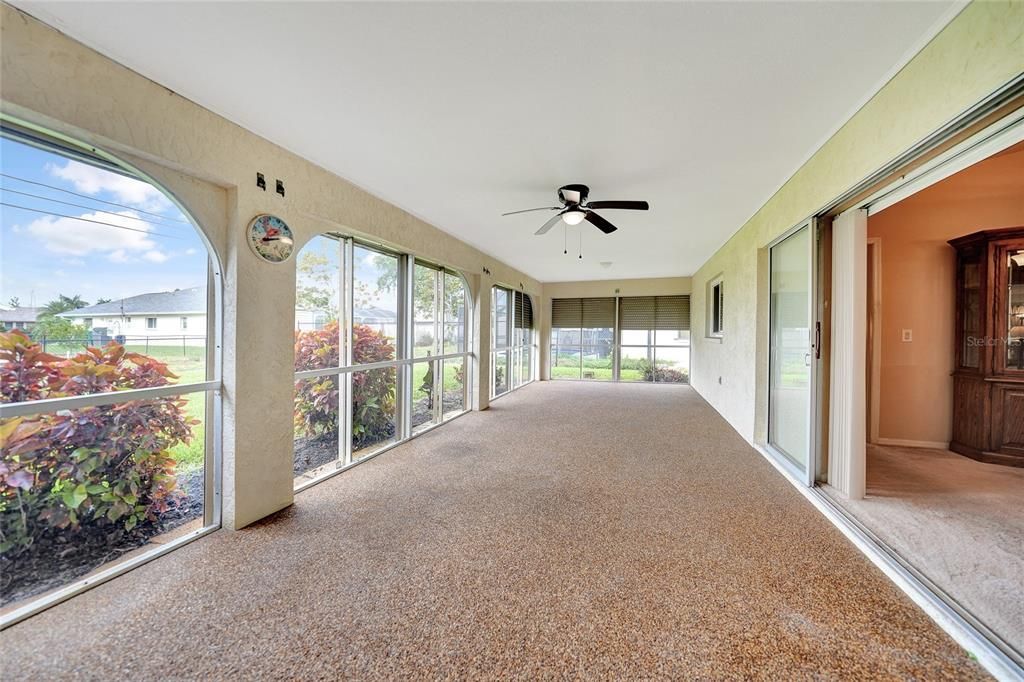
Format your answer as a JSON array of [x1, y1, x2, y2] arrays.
[[1, 383, 986, 679], [825, 443, 1024, 655]]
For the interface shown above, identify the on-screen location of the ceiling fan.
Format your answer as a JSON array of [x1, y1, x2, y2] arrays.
[[502, 184, 649, 235]]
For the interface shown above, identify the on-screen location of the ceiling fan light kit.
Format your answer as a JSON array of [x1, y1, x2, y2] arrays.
[[562, 209, 586, 225], [502, 183, 650, 238]]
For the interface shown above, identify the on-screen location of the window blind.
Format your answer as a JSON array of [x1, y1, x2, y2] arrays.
[[619, 295, 691, 330], [514, 292, 534, 329], [551, 297, 615, 328]]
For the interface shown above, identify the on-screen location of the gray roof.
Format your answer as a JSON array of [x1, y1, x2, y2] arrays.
[[0, 307, 43, 323], [62, 287, 205, 317], [296, 306, 397, 323], [354, 306, 397, 323]]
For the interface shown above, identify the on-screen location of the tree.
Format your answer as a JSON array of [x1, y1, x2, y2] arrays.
[[6, 296, 20, 308], [295, 249, 338, 317], [373, 255, 464, 319], [95, 298, 112, 305], [30, 315, 85, 342], [41, 294, 89, 317]]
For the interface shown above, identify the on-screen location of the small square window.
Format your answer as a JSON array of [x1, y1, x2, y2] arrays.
[[146, 317, 157, 329], [708, 278, 724, 338]]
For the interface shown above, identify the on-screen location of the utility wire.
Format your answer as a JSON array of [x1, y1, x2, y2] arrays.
[[0, 202, 186, 241], [1, 187, 189, 227], [0, 172, 190, 223]]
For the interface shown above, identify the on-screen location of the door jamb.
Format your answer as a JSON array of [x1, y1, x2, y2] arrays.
[[867, 238, 881, 444]]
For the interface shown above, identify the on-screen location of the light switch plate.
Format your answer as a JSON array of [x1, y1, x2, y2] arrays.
[[902, 329, 913, 342]]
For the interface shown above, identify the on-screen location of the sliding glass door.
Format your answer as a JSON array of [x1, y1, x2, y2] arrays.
[[768, 222, 817, 481]]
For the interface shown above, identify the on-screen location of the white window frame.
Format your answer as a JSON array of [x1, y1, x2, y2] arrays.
[[707, 275, 724, 339], [0, 117, 223, 629], [490, 286, 534, 399], [292, 236, 473, 492]]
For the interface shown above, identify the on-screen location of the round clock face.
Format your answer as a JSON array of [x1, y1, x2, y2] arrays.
[[248, 214, 294, 263]]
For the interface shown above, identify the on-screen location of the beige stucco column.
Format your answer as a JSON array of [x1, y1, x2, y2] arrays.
[[473, 271, 492, 411]]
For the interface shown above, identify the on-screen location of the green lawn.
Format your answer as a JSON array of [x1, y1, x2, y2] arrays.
[[122, 345, 208, 472], [550, 366, 643, 381], [411, 361, 463, 400]]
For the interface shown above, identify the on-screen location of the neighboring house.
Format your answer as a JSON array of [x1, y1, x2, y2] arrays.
[[0, 306, 43, 332], [295, 306, 398, 339], [61, 287, 206, 346]]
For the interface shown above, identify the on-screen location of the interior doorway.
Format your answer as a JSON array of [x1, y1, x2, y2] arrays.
[[825, 133, 1024, 661]]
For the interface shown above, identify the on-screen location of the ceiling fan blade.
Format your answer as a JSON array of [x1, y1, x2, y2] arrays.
[[535, 212, 565, 235], [502, 206, 560, 217], [585, 210, 618, 234], [585, 200, 649, 211]]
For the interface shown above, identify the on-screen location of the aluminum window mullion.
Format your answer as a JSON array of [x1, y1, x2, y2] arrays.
[[398, 254, 413, 441], [613, 296, 621, 382], [342, 238, 354, 466], [295, 352, 470, 381], [0, 380, 221, 418]]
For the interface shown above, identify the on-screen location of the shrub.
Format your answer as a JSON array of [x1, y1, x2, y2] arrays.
[[293, 322, 397, 447], [0, 331, 196, 556], [638, 359, 688, 383]]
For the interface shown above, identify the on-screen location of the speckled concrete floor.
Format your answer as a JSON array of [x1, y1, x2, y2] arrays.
[[1, 382, 987, 679]]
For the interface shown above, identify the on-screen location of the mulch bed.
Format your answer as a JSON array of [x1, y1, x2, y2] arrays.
[[0, 469, 205, 608], [294, 393, 465, 476], [293, 432, 340, 477]]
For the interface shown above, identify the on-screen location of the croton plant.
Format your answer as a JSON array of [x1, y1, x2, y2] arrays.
[[0, 330, 197, 555]]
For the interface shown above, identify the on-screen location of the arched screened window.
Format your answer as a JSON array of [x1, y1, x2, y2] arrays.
[[0, 123, 221, 624], [491, 286, 534, 398], [292, 236, 470, 489]]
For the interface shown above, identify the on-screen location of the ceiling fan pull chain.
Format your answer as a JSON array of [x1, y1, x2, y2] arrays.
[[563, 224, 567, 255], [578, 229, 582, 260]]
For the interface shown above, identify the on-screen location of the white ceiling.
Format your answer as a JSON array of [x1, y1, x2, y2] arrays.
[[13, 1, 958, 281]]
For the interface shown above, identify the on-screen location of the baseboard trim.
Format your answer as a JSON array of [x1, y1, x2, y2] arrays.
[[875, 437, 950, 450]]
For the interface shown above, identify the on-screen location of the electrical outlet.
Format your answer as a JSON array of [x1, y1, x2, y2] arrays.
[[902, 329, 913, 342]]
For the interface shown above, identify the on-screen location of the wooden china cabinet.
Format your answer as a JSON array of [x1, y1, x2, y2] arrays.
[[948, 226, 1024, 467]]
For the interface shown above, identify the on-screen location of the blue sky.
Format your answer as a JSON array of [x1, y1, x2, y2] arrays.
[[0, 136, 209, 309]]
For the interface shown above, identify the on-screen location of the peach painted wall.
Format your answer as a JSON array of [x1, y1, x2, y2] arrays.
[[868, 142, 1024, 445]]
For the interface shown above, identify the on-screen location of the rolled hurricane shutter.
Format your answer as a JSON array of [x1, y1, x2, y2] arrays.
[[522, 293, 534, 330], [581, 297, 616, 328], [551, 298, 583, 328], [514, 291, 526, 330], [619, 296, 656, 330], [655, 295, 690, 330], [619, 295, 691, 330]]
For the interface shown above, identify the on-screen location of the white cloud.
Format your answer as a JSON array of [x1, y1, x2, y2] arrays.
[[142, 250, 169, 263], [185, 248, 198, 255], [47, 160, 172, 213], [26, 210, 156, 257]]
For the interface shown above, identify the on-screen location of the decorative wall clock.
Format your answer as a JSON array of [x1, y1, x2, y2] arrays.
[[247, 214, 294, 263]]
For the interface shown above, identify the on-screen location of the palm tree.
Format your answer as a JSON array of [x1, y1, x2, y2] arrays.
[[41, 294, 89, 317]]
